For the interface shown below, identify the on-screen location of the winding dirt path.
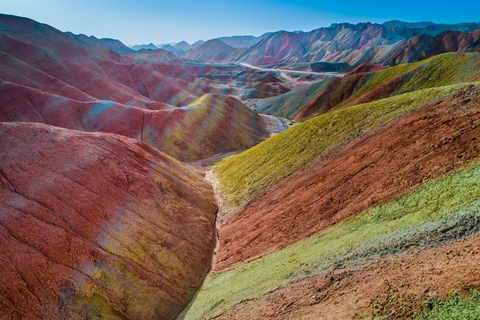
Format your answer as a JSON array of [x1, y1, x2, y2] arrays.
[[239, 63, 345, 79]]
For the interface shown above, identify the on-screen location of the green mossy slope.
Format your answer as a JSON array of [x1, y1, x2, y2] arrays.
[[416, 290, 480, 319], [215, 82, 479, 213], [336, 52, 480, 110], [184, 160, 480, 319]]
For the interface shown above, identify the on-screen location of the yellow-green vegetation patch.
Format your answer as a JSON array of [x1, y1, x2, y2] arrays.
[[214, 82, 478, 213], [183, 160, 480, 319], [336, 59, 424, 107], [336, 52, 480, 109], [78, 293, 125, 320], [415, 289, 480, 319], [399, 53, 480, 93], [161, 93, 261, 161]]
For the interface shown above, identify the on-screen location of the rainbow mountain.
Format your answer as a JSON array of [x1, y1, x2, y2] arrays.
[[1, 13, 480, 320]]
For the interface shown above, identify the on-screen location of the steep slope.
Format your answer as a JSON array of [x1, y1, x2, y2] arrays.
[[345, 63, 388, 76], [0, 50, 95, 102], [0, 14, 292, 162], [296, 52, 480, 119], [144, 93, 276, 161], [216, 86, 480, 269], [229, 31, 306, 65], [214, 81, 477, 218], [0, 14, 216, 109], [382, 29, 480, 65], [0, 122, 217, 320], [0, 31, 204, 108], [225, 22, 402, 65], [5, 13, 480, 319], [221, 22, 480, 66], [183, 83, 480, 320]]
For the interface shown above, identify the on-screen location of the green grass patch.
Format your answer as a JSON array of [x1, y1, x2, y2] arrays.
[[336, 59, 424, 107], [334, 52, 480, 110], [183, 160, 480, 319], [416, 289, 480, 319], [214, 82, 478, 213], [400, 53, 480, 94]]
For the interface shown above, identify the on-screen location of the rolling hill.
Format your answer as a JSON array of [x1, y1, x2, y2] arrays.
[[0, 14, 288, 162], [180, 49, 480, 319], [0, 122, 217, 319]]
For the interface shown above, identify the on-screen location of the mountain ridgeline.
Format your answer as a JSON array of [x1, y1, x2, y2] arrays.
[[131, 20, 480, 67]]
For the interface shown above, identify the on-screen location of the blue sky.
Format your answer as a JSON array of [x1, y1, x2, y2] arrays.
[[1, 0, 479, 45]]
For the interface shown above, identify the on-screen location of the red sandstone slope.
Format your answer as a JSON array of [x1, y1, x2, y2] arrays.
[[0, 14, 292, 161], [292, 52, 480, 121], [0, 122, 217, 319], [383, 30, 480, 65], [0, 32, 201, 108], [215, 88, 480, 270], [203, 22, 480, 66]]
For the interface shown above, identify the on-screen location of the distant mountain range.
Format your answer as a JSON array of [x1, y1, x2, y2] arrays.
[[222, 21, 480, 66], [129, 34, 272, 55], [127, 20, 480, 66]]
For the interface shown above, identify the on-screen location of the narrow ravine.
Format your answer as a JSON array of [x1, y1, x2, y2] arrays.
[[177, 113, 292, 319], [205, 168, 224, 267], [176, 155, 232, 320]]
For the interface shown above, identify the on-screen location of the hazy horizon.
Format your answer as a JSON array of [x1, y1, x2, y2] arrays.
[[1, 0, 479, 45]]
